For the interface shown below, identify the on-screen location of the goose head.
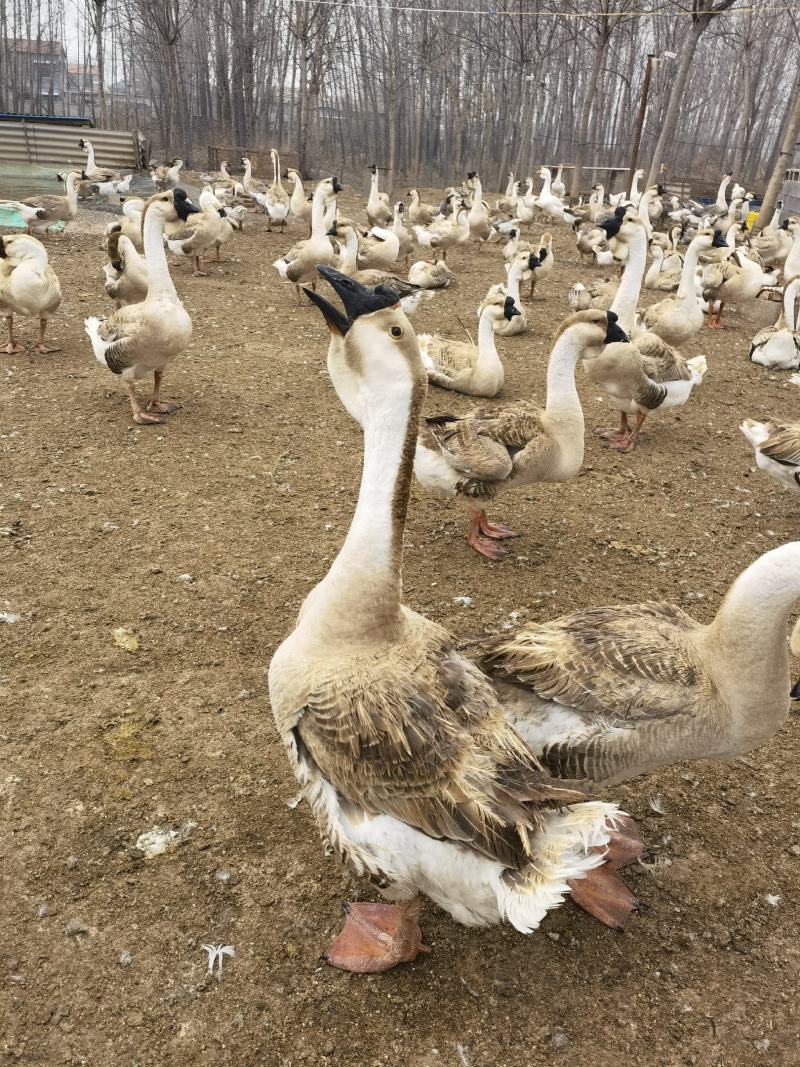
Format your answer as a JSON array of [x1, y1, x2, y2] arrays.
[[479, 285, 521, 323], [306, 266, 424, 425], [562, 309, 628, 359]]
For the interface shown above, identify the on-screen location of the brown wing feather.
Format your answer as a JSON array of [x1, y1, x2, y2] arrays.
[[422, 416, 514, 496], [758, 423, 800, 467], [296, 634, 590, 869]]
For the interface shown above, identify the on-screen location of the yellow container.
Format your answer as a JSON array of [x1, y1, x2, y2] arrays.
[[746, 210, 759, 231]]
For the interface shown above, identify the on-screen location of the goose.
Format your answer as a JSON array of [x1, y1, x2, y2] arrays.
[[103, 227, 148, 308], [91, 174, 132, 201], [636, 229, 717, 345], [731, 180, 746, 202], [0, 234, 61, 353], [701, 244, 768, 328], [476, 542, 800, 786], [551, 165, 566, 200], [567, 279, 618, 312], [714, 173, 732, 215], [407, 188, 436, 226], [391, 202, 414, 266], [357, 226, 401, 271], [644, 244, 681, 291], [495, 178, 520, 216], [414, 309, 629, 560], [573, 220, 605, 265], [628, 169, 645, 207], [418, 288, 518, 397], [166, 186, 233, 276], [466, 172, 492, 245], [0, 170, 82, 235], [497, 254, 539, 335], [752, 216, 793, 269], [326, 221, 429, 315], [366, 164, 393, 228], [748, 277, 800, 369], [407, 260, 454, 289], [241, 155, 267, 197], [269, 271, 641, 973], [78, 138, 120, 182], [273, 177, 342, 300], [150, 158, 184, 191], [113, 197, 146, 252], [514, 187, 536, 229], [84, 189, 199, 425], [263, 150, 291, 231], [414, 208, 470, 262], [741, 419, 800, 493], [782, 218, 800, 280], [529, 232, 553, 297], [660, 226, 684, 271], [502, 228, 531, 264], [288, 169, 312, 229], [532, 167, 579, 224]]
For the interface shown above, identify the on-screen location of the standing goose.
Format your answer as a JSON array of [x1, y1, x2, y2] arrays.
[[748, 276, 800, 369], [701, 244, 769, 328], [0, 170, 82, 235], [78, 138, 120, 182], [414, 310, 629, 560], [366, 164, 393, 228], [414, 208, 470, 262], [636, 228, 717, 345], [273, 177, 342, 300], [407, 188, 436, 225], [264, 150, 291, 231], [476, 543, 800, 786], [551, 165, 566, 200], [529, 232, 553, 298], [466, 172, 492, 246], [150, 159, 184, 191], [0, 234, 61, 353], [390, 202, 414, 266], [287, 169, 312, 229], [417, 289, 519, 396], [269, 269, 641, 973], [84, 189, 199, 425], [357, 226, 401, 271], [166, 186, 232, 276]]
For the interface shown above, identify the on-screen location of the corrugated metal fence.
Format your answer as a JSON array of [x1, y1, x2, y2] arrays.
[[780, 172, 800, 222], [0, 121, 141, 171]]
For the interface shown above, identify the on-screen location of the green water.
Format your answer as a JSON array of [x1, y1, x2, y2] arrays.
[[0, 164, 64, 200]]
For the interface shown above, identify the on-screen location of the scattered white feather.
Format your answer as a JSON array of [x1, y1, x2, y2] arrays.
[[201, 943, 234, 979], [648, 794, 669, 815], [135, 822, 196, 858], [0, 611, 20, 624], [453, 595, 473, 607], [764, 893, 781, 907]]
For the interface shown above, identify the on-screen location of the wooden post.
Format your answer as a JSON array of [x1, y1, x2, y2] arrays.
[[626, 54, 654, 201]]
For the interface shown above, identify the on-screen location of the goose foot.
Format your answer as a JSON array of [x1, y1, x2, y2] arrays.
[[147, 400, 182, 415], [466, 529, 509, 560], [602, 434, 636, 452], [568, 817, 645, 930], [323, 898, 430, 973], [476, 511, 519, 540], [32, 342, 61, 353], [1, 342, 24, 354], [133, 410, 164, 425], [594, 427, 627, 442]]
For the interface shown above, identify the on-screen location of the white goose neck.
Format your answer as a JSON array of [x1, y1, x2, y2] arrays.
[[611, 227, 647, 334], [143, 208, 177, 300], [478, 306, 502, 357], [310, 185, 328, 238], [506, 260, 524, 303], [677, 239, 704, 301], [340, 231, 358, 271], [545, 330, 583, 412]]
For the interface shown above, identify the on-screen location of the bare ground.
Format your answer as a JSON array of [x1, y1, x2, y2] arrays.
[[2, 189, 799, 1067]]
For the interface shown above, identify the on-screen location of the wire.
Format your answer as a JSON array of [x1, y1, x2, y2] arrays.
[[289, 0, 798, 17]]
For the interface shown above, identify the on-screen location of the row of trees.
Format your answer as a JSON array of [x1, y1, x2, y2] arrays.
[[0, 0, 798, 198]]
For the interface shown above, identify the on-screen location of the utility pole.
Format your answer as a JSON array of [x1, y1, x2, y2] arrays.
[[625, 53, 654, 201]]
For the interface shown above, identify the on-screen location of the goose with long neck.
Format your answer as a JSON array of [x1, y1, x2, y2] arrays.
[[479, 543, 800, 786], [628, 169, 644, 206], [715, 173, 731, 214], [287, 169, 312, 229], [636, 228, 717, 346], [84, 189, 198, 424], [752, 217, 793, 269], [644, 244, 681, 291], [390, 201, 413, 266], [78, 137, 119, 182], [367, 164, 393, 227], [417, 287, 518, 396], [407, 188, 435, 225], [495, 253, 538, 335], [466, 172, 491, 245], [264, 149, 290, 231], [269, 269, 642, 972], [0, 170, 82, 235], [273, 177, 342, 300], [551, 165, 566, 199], [414, 309, 627, 560]]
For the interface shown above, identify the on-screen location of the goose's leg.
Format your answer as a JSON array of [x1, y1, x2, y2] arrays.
[[32, 317, 60, 354], [146, 370, 182, 415], [476, 509, 519, 540], [596, 411, 629, 444], [713, 301, 725, 328], [568, 815, 644, 930], [126, 381, 163, 425], [193, 256, 208, 277], [610, 411, 647, 452], [466, 510, 512, 560], [323, 897, 430, 973], [2, 316, 23, 354]]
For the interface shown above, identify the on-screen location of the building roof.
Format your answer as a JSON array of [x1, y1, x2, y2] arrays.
[[5, 37, 66, 56]]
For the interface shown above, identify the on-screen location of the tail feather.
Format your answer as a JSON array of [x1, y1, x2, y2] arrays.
[[84, 316, 111, 367], [686, 355, 708, 380], [740, 418, 771, 448]]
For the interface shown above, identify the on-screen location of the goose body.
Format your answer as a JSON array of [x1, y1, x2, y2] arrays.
[[748, 277, 800, 369], [367, 165, 393, 228], [701, 246, 768, 327], [407, 188, 436, 226], [477, 543, 800, 785], [418, 289, 518, 396], [637, 229, 716, 344], [103, 228, 148, 307], [288, 170, 312, 227], [644, 245, 681, 291], [358, 226, 401, 271], [150, 158, 184, 191], [166, 186, 233, 275], [0, 170, 81, 234], [407, 260, 454, 289], [741, 419, 800, 493], [273, 177, 341, 297], [85, 189, 197, 424], [78, 138, 120, 182], [495, 254, 537, 336], [269, 269, 638, 973], [466, 174, 492, 243], [0, 234, 61, 353]]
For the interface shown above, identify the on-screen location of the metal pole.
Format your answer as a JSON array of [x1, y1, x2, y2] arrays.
[[626, 53, 654, 200]]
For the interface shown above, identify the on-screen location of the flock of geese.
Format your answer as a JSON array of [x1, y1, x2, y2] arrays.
[[2, 147, 800, 974]]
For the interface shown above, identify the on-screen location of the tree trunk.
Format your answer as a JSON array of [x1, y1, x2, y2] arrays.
[[755, 64, 800, 230], [570, 35, 605, 198]]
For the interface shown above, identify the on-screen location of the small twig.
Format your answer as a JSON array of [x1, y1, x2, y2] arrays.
[[456, 1044, 473, 1067], [456, 316, 474, 344]]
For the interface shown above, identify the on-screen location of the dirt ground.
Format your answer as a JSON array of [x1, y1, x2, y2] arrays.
[[2, 184, 799, 1067]]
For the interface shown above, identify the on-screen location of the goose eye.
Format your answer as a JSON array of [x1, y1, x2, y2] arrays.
[[390, 325, 402, 338]]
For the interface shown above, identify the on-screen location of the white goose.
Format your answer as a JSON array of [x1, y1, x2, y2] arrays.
[[748, 276, 800, 370]]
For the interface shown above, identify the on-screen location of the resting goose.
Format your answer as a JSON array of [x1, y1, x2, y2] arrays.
[[477, 543, 800, 786], [636, 228, 717, 345], [408, 260, 454, 289], [741, 419, 800, 493], [407, 188, 436, 226], [497, 254, 539, 335], [366, 164, 393, 228], [417, 288, 518, 397], [752, 216, 793, 269], [85, 189, 198, 425], [414, 310, 629, 560], [358, 226, 401, 271], [0, 170, 82, 235], [269, 269, 641, 974], [644, 244, 681, 291], [568, 279, 618, 312], [273, 177, 342, 300], [103, 227, 148, 308], [0, 234, 61, 353], [748, 276, 800, 369]]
